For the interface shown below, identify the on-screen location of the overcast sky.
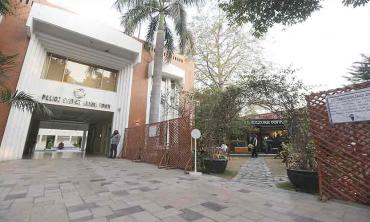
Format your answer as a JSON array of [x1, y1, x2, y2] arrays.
[[48, 0, 370, 91]]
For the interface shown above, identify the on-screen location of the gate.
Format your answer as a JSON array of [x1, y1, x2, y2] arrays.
[[121, 116, 192, 170], [306, 82, 370, 205]]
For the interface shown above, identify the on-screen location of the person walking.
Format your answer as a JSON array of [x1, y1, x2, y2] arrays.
[[110, 130, 121, 158]]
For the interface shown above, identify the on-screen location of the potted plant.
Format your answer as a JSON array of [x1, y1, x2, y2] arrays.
[[281, 110, 319, 193], [203, 152, 228, 174], [282, 142, 318, 193]]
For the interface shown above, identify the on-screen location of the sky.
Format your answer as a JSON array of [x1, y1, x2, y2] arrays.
[[48, 0, 370, 91]]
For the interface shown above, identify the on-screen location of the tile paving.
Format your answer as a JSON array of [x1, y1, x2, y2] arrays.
[[233, 158, 276, 188], [0, 157, 368, 222]]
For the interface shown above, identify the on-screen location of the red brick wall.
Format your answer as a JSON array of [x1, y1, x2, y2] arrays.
[[127, 49, 152, 127], [0, 0, 33, 142], [127, 51, 194, 127]]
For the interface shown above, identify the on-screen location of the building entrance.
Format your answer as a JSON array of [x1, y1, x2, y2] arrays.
[[23, 104, 113, 159]]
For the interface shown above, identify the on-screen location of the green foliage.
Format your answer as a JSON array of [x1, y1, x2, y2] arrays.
[[276, 181, 296, 191], [219, 0, 321, 37], [282, 140, 316, 171], [114, 0, 200, 123], [114, 0, 198, 59], [241, 68, 316, 170], [0, 52, 15, 87], [280, 110, 317, 171], [0, 52, 52, 117], [240, 67, 306, 114], [219, 0, 369, 36], [0, 0, 11, 16], [342, 0, 370, 7], [345, 54, 370, 83], [194, 86, 246, 146], [0, 90, 53, 117]]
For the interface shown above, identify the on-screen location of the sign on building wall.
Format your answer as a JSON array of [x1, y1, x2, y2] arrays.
[[250, 119, 285, 127], [326, 87, 370, 124], [148, 125, 158, 137], [41, 88, 111, 111]]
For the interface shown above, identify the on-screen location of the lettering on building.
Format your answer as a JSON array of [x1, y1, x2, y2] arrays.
[[250, 120, 285, 126], [41, 94, 111, 110]]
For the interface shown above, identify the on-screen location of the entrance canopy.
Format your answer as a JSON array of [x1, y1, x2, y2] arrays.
[[26, 3, 142, 66], [45, 104, 113, 124]]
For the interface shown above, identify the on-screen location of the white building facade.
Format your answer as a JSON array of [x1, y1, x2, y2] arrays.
[[0, 3, 142, 161]]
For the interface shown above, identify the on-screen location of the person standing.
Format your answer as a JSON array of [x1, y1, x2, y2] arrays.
[[251, 135, 258, 158], [110, 130, 121, 158]]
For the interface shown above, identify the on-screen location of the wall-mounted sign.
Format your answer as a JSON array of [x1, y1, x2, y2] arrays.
[[250, 119, 284, 127], [326, 87, 370, 124], [41, 92, 111, 110], [148, 125, 157, 137]]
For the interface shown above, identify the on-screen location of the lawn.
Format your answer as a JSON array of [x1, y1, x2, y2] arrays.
[[264, 156, 311, 192], [212, 157, 248, 179], [276, 181, 296, 191], [264, 156, 287, 177]]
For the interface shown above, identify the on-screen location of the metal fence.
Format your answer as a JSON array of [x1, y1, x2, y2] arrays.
[[121, 116, 192, 170], [306, 82, 370, 205]]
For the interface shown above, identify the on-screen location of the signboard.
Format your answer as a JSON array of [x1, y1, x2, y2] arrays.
[[41, 88, 111, 110], [250, 119, 284, 127], [326, 87, 370, 124], [148, 125, 157, 137]]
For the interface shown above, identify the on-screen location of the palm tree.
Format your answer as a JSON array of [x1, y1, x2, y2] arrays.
[[0, 2, 52, 117], [0, 0, 11, 16], [0, 53, 52, 117], [114, 0, 199, 123], [345, 54, 370, 83]]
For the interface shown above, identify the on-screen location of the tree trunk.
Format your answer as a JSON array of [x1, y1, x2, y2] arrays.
[[149, 14, 165, 123]]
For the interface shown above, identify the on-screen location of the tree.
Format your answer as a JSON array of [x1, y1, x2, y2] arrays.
[[219, 0, 369, 36], [114, 0, 199, 123], [0, 53, 52, 116], [345, 54, 370, 83], [194, 86, 247, 146], [190, 10, 263, 89], [0, 0, 10, 16], [241, 68, 316, 170], [241, 68, 307, 139]]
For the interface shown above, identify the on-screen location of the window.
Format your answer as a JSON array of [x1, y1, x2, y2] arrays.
[[43, 55, 66, 81], [160, 78, 181, 121], [42, 53, 118, 91]]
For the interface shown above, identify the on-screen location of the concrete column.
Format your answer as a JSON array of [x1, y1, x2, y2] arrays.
[[54, 136, 58, 148], [0, 35, 44, 161], [81, 130, 87, 151], [0, 109, 32, 161]]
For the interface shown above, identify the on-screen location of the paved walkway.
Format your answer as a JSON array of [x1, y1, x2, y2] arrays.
[[0, 157, 369, 222], [233, 158, 276, 188]]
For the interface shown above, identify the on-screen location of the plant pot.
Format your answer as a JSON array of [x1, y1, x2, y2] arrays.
[[287, 169, 319, 193], [203, 158, 228, 174]]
